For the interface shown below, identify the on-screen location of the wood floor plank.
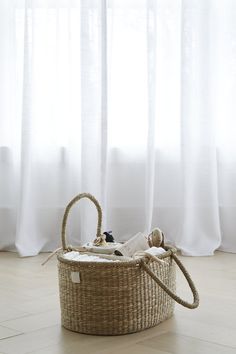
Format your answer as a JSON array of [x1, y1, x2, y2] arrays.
[[0, 325, 65, 354], [163, 316, 236, 348], [0, 325, 22, 340], [0, 251, 235, 354], [1, 310, 60, 333], [0, 305, 30, 323], [16, 294, 60, 315], [0, 325, 110, 354], [26, 326, 169, 354], [138, 332, 236, 354], [30, 342, 170, 354]]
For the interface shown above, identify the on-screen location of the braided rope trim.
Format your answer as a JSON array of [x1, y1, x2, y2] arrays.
[[61, 193, 103, 251], [141, 251, 199, 309]]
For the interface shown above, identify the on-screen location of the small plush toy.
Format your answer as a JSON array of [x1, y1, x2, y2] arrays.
[[103, 231, 115, 243], [147, 228, 164, 248]]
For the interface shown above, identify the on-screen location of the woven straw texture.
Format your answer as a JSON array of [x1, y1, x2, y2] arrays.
[[58, 251, 175, 335], [57, 193, 199, 335]]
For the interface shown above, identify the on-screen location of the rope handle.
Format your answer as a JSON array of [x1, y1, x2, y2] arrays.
[[141, 252, 199, 309], [61, 193, 103, 251]]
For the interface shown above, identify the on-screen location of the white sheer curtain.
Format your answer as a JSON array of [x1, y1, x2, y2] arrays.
[[0, 0, 236, 256]]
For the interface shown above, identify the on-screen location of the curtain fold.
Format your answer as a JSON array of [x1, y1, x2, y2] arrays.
[[0, 0, 236, 256], [179, 0, 222, 255]]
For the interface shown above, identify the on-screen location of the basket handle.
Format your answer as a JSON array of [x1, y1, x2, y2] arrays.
[[61, 193, 103, 251], [141, 252, 199, 309]]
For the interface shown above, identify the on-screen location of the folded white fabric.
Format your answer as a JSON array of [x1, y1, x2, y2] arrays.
[[133, 247, 166, 262], [83, 242, 122, 254], [114, 232, 149, 257], [63, 251, 120, 262], [145, 247, 166, 256]]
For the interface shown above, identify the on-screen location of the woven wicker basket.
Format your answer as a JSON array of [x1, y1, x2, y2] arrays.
[[57, 193, 199, 335]]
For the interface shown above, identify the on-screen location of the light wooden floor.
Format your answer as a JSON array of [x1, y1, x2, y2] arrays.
[[0, 251, 235, 354]]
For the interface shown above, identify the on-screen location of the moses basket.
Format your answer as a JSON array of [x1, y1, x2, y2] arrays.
[[57, 193, 199, 335]]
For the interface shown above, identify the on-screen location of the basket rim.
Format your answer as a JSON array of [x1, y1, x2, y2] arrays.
[[57, 246, 177, 268]]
